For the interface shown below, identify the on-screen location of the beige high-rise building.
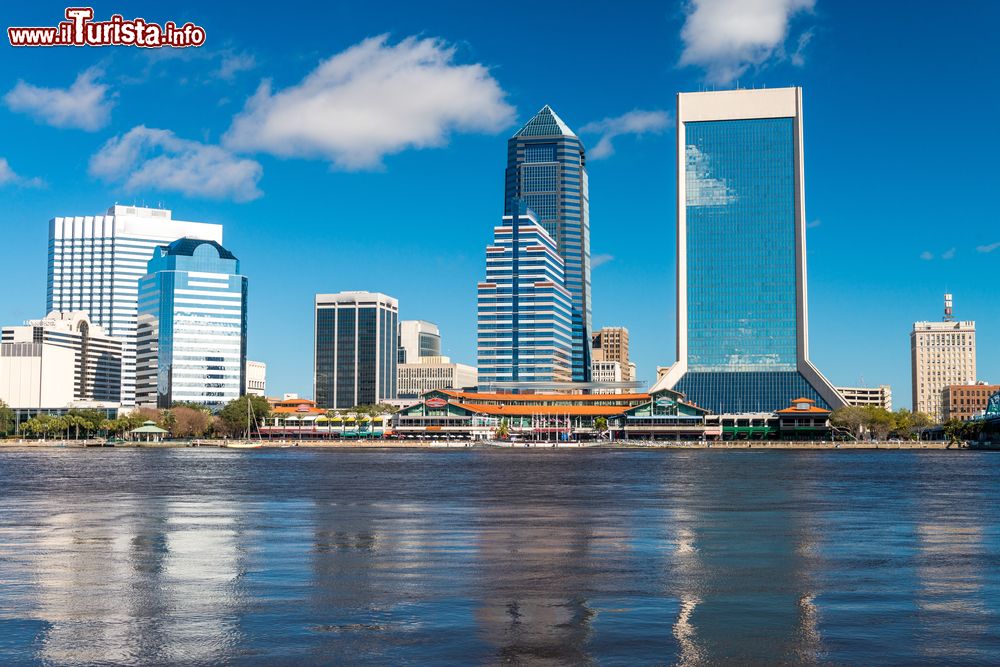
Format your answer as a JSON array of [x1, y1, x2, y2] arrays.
[[911, 294, 976, 422], [591, 327, 632, 381]]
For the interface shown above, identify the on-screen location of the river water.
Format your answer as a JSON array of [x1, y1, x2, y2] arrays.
[[0, 447, 998, 665]]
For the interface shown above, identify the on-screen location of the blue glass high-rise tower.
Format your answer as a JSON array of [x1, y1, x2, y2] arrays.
[[654, 88, 845, 414], [504, 106, 591, 382]]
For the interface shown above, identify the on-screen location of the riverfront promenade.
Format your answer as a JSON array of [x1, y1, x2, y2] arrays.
[[0, 439, 961, 450]]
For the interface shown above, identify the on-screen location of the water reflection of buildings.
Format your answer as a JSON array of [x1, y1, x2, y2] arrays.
[[916, 522, 988, 662], [663, 454, 824, 665], [25, 497, 246, 664], [472, 503, 597, 664]]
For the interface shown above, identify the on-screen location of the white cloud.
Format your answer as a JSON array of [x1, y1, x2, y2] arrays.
[[580, 109, 672, 159], [942, 247, 956, 260], [920, 251, 934, 261], [0, 157, 43, 188], [224, 34, 515, 170], [977, 241, 1000, 253], [791, 28, 814, 67], [90, 126, 262, 202], [4, 68, 113, 131], [217, 52, 256, 80], [679, 0, 815, 84], [591, 253, 615, 268]]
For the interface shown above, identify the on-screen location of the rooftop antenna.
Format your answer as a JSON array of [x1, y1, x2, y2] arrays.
[[943, 293, 954, 322]]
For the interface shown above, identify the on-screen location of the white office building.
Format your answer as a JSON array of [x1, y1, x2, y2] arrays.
[[397, 356, 477, 398], [911, 294, 976, 421], [47, 205, 223, 405], [246, 360, 267, 396], [398, 320, 441, 364], [0, 312, 123, 409]]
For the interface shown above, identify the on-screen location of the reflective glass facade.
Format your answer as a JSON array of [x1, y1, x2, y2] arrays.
[[504, 106, 591, 381], [47, 206, 223, 405], [314, 292, 397, 409], [686, 118, 797, 373], [136, 239, 247, 410], [664, 89, 842, 414]]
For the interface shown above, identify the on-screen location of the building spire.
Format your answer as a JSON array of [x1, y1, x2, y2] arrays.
[[512, 105, 577, 138]]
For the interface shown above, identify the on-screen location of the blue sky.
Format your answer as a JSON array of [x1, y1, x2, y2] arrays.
[[1, 1, 997, 409]]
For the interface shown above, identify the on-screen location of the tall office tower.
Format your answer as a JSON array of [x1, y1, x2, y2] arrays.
[[47, 205, 223, 405], [135, 239, 247, 410], [654, 87, 844, 414], [505, 106, 591, 381], [911, 294, 976, 421], [314, 291, 398, 409], [397, 320, 441, 364], [477, 205, 573, 387], [0, 311, 123, 409], [591, 326, 632, 381]]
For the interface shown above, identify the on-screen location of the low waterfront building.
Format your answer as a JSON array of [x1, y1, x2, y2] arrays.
[[0, 311, 123, 409], [135, 238, 248, 410], [944, 383, 1000, 420], [246, 360, 266, 396], [397, 356, 478, 399], [775, 398, 833, 440], [393, 388, 710, 441], [836, 385, 893, 410]]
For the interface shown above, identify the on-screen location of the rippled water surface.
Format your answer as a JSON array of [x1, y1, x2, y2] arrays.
[[1, 447, 999, 665]]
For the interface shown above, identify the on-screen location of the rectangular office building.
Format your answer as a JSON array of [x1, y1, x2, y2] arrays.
[[654, 87, 844, 414], [136, 239, 247, 410], [47, 205, 223, 405], [315, 292, 398, 409]]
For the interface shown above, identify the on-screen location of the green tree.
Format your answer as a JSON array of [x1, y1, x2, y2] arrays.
[[863, 406, 895, 441], [594, 416, 609, 438], [495, 418, 510, 440], [0, 399, 14, 436], [942, 419, 966, 445], [217, 395, 272, 437], [830, 406, 866, 440]]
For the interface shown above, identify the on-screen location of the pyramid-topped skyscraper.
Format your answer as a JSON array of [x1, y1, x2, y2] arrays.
[[503, 106, 592, 382]]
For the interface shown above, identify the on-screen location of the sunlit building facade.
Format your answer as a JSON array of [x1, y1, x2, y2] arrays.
[[655, 87, 844, 413], [504, 106, 591, 381], [47, 205, 223, 405], [477, 205, 573, 387], [136, 239, 247, 409], [314, 291, 398, 409]]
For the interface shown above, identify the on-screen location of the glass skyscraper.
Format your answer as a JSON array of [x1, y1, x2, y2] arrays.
[[135, 238, 247, 410], [477, 204, 573, 387], [504, 106, 591, 382], [47, 205, 223, 405], [654, 88, 844, 414], [314, 291, 398, 409]]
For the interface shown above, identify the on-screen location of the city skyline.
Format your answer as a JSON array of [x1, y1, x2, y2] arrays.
[[1, 2, 998, 408]]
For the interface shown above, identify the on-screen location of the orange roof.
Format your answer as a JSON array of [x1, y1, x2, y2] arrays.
[[776, 405, 831, 414], [790, 397, 816, 404], [273, 405, 326, 415], [454, 403, 631, 416], [439, 389, 650, 402]]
